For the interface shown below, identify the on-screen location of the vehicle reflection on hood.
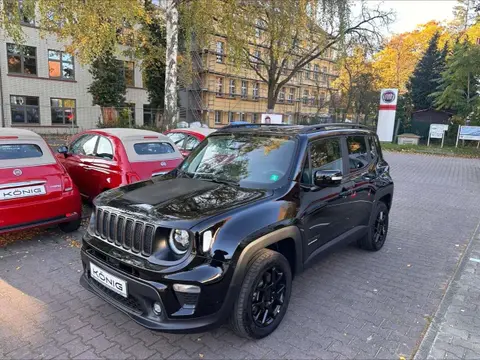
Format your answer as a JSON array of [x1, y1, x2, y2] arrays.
[[96, 177, 268, 221]]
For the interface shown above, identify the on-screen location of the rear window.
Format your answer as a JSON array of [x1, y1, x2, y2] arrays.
[[134, 142, 175, 155], [0, 144, 43, 160]]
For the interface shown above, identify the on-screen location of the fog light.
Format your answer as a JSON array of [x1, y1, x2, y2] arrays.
[[153, 302, 162, 315]]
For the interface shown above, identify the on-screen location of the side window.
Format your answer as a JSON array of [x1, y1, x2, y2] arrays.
[[302, 138, 343, 184], [96, 136, 114, 160], [346, 136, 369, 171], [70, 135, 94, 155], [369, 135, 382, 159], [166, 132, 186, 147], [184, 135, 200, 151]]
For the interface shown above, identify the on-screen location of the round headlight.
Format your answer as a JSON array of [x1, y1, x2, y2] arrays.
[[169, 229, 191, 255]]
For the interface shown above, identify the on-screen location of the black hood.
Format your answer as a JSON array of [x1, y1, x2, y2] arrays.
[[94, 177, 269, 228]]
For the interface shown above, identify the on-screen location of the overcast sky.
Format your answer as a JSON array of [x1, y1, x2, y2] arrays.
[[361, 0, 457, 34]]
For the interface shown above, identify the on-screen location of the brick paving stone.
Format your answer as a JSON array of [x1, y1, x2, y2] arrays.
[[1, 153, 480, 359]]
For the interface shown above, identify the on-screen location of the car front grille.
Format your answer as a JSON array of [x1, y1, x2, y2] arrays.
[[95, 208, 156, 256]]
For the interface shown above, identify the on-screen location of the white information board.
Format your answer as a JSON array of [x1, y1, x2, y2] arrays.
[[428, 124, 449, 147], [261, 113, 283, 124]]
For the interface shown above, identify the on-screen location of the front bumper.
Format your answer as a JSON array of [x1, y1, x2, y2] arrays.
[[80, 243, 236, 333]]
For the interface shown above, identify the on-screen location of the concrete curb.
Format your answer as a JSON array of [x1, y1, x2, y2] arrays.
[[413, 218, 480, 360]]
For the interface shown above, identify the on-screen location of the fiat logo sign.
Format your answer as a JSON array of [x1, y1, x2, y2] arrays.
[[160, 161, 167, 167], [13, 169, 22, 176], [382, 90, 396, 103]]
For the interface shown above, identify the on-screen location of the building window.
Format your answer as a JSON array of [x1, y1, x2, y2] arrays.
[[241, 80, 247, 99], [253, 50, 261, 69], [51, 98, 76, 125], [216, 77, 223, 97], [321, 66, 328, 83], [118, 60, 135, 87], [48, 50, 74, 80], [311, 91, 316, 106], [143, 105, 156, 126], [288, 88, 294, 103], [319, 92, 326, 106], [216, 41, 225, 63], [278, 87, 285, 103], [10, 95, 40, 124], [253, 113, 258, 123], [215, 110, 222, 124], [305, 64, 310, 80], [255, 19, 263, 38], [126, 103, 135, 123], [228, 111, 234, 123], [240, 112, 245, 121], [314, 64, 319, 81], [229, 79, 236, 97], [7, 43, 36, 75], [302, 90, 309, 105], [253, 82, 259, 99], [6, 0, 34, 25]]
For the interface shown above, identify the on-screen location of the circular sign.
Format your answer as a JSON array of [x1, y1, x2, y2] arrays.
[[13, 169, 22, 176], [382, 90, 396, 103]]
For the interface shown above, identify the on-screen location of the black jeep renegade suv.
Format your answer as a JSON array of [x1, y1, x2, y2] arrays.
[[80, 123, 394, 339]]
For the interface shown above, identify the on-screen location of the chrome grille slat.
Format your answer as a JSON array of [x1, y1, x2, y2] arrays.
[[94, 208, 156, 257]]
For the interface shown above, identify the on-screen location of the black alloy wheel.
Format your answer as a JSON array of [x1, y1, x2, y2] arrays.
[[251, 266, 287, 327]]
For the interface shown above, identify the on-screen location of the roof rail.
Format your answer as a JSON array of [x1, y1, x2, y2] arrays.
[[299, 123, 371, 133], [220, 123, 295, 130]]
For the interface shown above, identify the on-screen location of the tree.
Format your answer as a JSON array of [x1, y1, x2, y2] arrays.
[[333, 47, 379, 123], [182, 0, 392, 112], [373, 21, 449, 93], [406, 32, 447, 110], [139, 1, 167, 126], [88, 50, 126, 124], [433, 40, 480, 120], [452, 0, 480, 31]]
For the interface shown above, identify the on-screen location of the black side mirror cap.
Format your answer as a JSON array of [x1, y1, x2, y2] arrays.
[[314, 169, 343, 186]]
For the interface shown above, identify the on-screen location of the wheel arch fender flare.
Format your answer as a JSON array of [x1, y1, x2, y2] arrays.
[[230, 226, 303, 288]]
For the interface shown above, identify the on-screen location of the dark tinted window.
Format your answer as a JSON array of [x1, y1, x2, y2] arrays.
[[347, 136, 369, 171], [0, 144, 43, 160], [134, 142, 175, 155], [181, 134, 296, 188], [368, 135, 382, 159], [96, 136, 114, 159], [70, 134, 98, 156], [184, 135, 200, 151], [166, 132, 186, 147], [302, 138, 343, 184]]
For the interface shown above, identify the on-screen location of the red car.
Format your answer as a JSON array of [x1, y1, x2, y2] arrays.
[[0, 129, 82, 234], [57, 128, 183, 200], [165, 128, 216, 157]]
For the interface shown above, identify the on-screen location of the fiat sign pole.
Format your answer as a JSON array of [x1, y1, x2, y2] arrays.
[[376, 89, 399, 142]]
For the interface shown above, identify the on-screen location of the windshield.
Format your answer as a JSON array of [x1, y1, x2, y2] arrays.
[[180, 134, 296, 188]]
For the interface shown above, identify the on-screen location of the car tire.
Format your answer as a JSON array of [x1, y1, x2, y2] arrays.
[[59, 219, 81, 233], [359, 201, 389, 251], [230, 248, 292, 339]]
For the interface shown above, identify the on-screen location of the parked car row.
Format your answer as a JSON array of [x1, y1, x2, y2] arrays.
[[0, 126, 216, 235]]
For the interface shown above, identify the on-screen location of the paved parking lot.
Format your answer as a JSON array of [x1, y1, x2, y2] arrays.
[[1, 152, 480, 359]]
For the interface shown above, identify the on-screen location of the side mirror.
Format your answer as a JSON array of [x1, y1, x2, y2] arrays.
[[314, 170, 343, 187], [57, 146, 69, 156]]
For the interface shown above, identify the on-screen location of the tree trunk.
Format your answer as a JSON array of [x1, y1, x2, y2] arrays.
[[267, 85, 277, 113], [164, 0, 179, 128]]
